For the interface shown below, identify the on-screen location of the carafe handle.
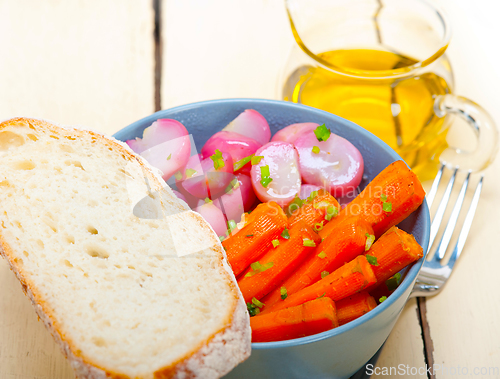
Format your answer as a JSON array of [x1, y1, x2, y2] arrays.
[[434, 94, 499, 171]]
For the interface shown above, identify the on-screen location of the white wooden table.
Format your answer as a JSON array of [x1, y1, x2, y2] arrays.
[[1, 1, 499, 378]]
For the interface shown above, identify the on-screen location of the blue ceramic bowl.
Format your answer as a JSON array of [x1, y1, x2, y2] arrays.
[[114, 99, 430, 379]]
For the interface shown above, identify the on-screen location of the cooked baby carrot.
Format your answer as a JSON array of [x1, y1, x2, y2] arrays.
[[250, 297, 338, 342], [319, 160, 425, 239], [262, 218, 373, 309], [288, 189, 340, 230], [336, 291, 377, 325], [262, 256, 377, 314], [223, 201, 287, 276], [237, 220, 320, 302], [364, 226, 423, 287]]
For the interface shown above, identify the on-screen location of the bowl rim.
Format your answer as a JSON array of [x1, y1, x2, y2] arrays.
[[116, 98, 431, 349]]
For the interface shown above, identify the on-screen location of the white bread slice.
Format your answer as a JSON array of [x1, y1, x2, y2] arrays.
[[0, 118, 251, 379]]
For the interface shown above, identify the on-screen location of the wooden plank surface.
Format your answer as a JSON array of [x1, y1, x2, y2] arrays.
[[0, 1, 155, 378], [0, 0, 155, 135], [423, 1, 500, 376], [161, 1, 427, 377]]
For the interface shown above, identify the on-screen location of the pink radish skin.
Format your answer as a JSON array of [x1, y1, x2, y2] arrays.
[[194, 199, 228, 238], [126, 119, 189, 154], [215, 173, 256, 223], [201, 131, 262, 175], [294, 131, 364, 198], [299, 184, 323, 200], [271, 122, 320, 144], [222, 109, 271, 145], [250, 142, 301, 207], [180, 153, 234, 199]]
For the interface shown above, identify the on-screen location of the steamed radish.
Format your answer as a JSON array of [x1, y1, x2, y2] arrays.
[[250, 142, 301, 207], [222, 110, 271, 145], [194, 199, 228, 237], [271, 122, 320, 144], [126, 119, 191, 181], [179, 153, 234, 199], [215, 173, 256, 223], [294, 130, 364, 198], [126, 119, 189, 154], [299, 184, 323, 200], [200, 131, 262, 175]]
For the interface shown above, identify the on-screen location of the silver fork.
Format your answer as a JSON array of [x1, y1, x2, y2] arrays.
[[410, 163, 484, 297]]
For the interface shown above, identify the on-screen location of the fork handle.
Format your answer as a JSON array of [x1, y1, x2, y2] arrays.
[[434, 94, 498, 172]]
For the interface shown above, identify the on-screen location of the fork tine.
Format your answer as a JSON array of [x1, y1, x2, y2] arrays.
[[447, 175, 484, 268], [435, 172, 471, 260], [426, 163, 445, 208], [429, 166, 458, 249]]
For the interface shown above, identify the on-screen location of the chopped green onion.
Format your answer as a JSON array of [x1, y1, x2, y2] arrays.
[[312, 146, 320, 154], [314, 124, 331, 142], [325, 205, 339, 221], [219, 235, 225, 242], [251, 155, 263, 165], [233, 154, 253, 171], [281, 227, 290, 240], [252, 297, 265, 309], [317, 292, 326, 299], [286, 196, 304, 216], [228, 219, 237, 233], [303, 238, 316, 247], [260, 165, 273, 188], [366, 254, 379, 266], [230, 178, 239, 188], [246, 234, 254, 238], [260, 177, 273, 188], [386, 273, 402, 291], [280, 287, 288, 300], [383, 202, 392, 212], [174, 171, 183, 180], [185, 168, 197, 178], [246, 302, 260, 316], [321, 271, 329, 279], [381, 193, 388, 202], [167, 154, 172, 161], [318, 251, 327, 259], [365, 234, 375, 251], [204, 197, 212, 203], [314, 222, 324, 232], [272, 239, 280, 248], [245, 261, 274, 277], [210, 149, 225, 170], [307, 191, 319, 202], [379, 296, 387, 303], [260, 165, 270, 177]]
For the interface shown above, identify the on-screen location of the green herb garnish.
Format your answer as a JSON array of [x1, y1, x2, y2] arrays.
[[287, 196, 305, 216], [205, 197, 212, 203], [383, 202, 392, 212], [219, 235, 225, 242], [246, 302, 260, 316], [185, 168, 197, 178], [381, 193, 388, 202], [245, 261, 274, 277], [312, 146, 320, 154], [321, 271, 329, 279], [251, 155, 263, 165], [366, 254, 379, 266], [246, 234, 254, 238], [227, 219, 237, 233], [210, 149, 225, 170], [325, 205, 339, 221], [314, 222, 324, 232], [386, 273, 402, 291], [303, 238, 316, 247], [167, 154, 171, 160], [233, 154, 253, 171], [281, 227, 290, 240], [307, 191, 319, 203], [318, 251, 327, 259], [314, 124, 331, 142], [260, 165, 273, 188], [280, 287, 288, 300], [272, 239, 280, 248], [365, 233, 375, 251], [379, 296, 387, 303], [174, 171, 183, 180], [317, 292, 326, 299]]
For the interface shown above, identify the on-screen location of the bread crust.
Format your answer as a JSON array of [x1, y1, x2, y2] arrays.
[[0, 117, 251, 379]]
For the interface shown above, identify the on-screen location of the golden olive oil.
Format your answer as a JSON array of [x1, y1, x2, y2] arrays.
[[284, 49, 451, 179]]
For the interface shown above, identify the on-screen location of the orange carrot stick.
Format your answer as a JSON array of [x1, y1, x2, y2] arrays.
[[250, 297, 338, 342], [288, 189, 340, 230], [237, 220, 320, 302], [262, 218, 373, 309], [223, 201, 287, 276], [364, 226, 423, 287], [319, 160, 425, 239], [262, 256, 377, 314], [336, 291, 377, 325]]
